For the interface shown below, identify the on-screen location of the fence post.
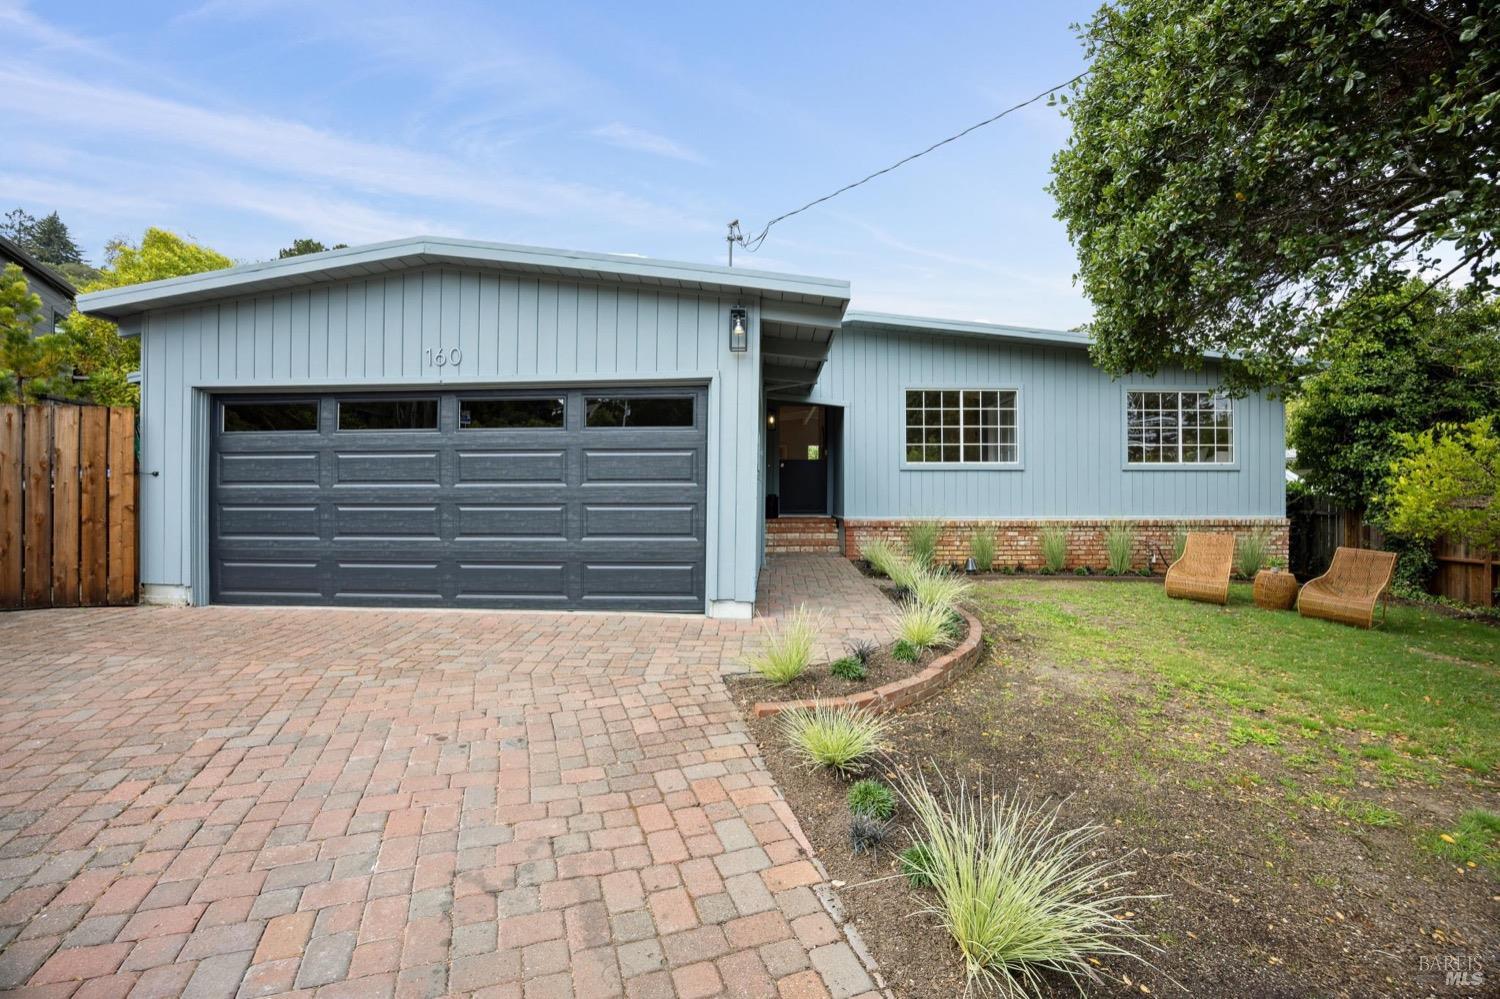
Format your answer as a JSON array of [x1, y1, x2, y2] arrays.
[[0, 406, 21, 604]]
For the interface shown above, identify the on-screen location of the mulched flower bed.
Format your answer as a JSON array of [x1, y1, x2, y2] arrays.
[[724, 639, 945, 707]]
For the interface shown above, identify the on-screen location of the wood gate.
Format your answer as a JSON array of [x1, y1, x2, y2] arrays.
[[0, 403, 138, 609]]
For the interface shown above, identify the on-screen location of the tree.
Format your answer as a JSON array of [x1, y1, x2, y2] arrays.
[[1049, 0, 1500, 388], [26, 213, 84, 265], [0, 264, 71, 403], [1, 208, 85, 265], [1382, 418, 1499, 552], [1286, 278, 1500, 512], [279, 238, 348, 258], [58, 228, 234, 406]]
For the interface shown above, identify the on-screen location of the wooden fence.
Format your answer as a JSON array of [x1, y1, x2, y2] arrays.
[[0, 403, 138, 609], [1433, 537, 1498, 608]]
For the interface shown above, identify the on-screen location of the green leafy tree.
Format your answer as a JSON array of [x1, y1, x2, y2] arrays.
[[1050, 0, 1500, 388], [1383, 418, 1499, 552], [279, 238, 348, 258], [1287, 279, 1500, 513], [0, 263, 71, 403], [59, 228, 234, 406]]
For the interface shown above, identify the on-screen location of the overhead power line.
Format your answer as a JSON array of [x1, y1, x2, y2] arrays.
[[726, 69, 1090, 264]]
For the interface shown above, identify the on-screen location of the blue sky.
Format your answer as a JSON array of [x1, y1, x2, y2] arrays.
[[3, 1, 1099, 328]]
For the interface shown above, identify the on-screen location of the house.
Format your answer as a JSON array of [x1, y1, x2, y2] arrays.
[[1, 233, 77, 333], [77, 237, 1287, 617]]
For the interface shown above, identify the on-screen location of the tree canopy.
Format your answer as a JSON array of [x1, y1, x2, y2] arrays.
[[279, 238, 348, 258], [59, 228, 234, 406], [1382, 417, 1499, 551], [0, 264, 71, 403], [1286, 279, 1500, 510], [1050, 0, 1500, 388]]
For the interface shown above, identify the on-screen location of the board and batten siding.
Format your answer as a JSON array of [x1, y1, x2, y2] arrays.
[[807, 326, 1285, 519], [137, 265, 764, 609]]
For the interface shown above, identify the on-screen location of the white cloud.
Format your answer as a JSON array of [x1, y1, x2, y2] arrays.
[[589, 123, 705, 164], [0, 65, 710, 235]]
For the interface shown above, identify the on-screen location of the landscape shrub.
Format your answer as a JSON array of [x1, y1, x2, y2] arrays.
[[909, 568, 973, 612], [1104, 522, 1137, 575], [861, 538, 905, 579], [847, 778, 897, 820], [830, 656, 867, 681], [899, 842, 936, 888], [897, 770, 1156, 997], [848, 813, 889, 855], [898, 599, 952, 651], [1039, 525, 1069, 573], [845, 638, 879, 665], [778, 703, 889, 775], [1235, 527, 1272, 578], [742, 605, 821, 684], [969, 527, 997, 572], [906, 522, 941, 567]]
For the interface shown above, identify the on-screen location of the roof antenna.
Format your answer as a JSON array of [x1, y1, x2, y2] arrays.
[[725, 220, 742, 267]]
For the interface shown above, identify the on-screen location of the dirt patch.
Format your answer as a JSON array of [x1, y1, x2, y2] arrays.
[[745, 611, 1500, 998]]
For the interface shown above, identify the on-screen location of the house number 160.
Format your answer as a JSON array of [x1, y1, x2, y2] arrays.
[[425, 347, 463, 368]]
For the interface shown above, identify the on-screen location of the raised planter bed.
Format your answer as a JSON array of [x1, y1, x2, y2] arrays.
[[748, 608, 983, 719]]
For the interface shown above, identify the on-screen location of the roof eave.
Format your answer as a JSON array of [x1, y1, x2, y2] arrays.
[[77, 237, 851, 320]]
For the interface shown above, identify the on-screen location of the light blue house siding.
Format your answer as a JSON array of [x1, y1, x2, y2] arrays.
[[131, 266, 770, 610], [805, 320, 1285, 520]]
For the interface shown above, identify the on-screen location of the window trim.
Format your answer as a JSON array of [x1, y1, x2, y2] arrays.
[[1121, 385, 1240, 471], [898, 385, 1024, 471]]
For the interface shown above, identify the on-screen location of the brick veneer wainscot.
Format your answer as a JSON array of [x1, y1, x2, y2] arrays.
[[843, 518, 1290, 573]]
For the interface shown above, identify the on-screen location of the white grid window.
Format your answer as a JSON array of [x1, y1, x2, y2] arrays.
[[904, 390, 1018, 464], [1126, 391, 1233, 464]]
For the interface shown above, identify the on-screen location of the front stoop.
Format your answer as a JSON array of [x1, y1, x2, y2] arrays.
[[765, 517, 840, 554]]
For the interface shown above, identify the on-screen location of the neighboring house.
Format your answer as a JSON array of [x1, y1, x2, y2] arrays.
[[77, 237, 1287, 617], [0, 233, 77, 333]]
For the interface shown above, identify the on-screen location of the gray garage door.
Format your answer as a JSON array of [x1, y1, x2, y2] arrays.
[[210, 387, 707, 611]]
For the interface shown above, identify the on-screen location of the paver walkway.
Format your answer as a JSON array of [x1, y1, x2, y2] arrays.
[[753, 556, 898, 664], [0, 556, 893, 998]]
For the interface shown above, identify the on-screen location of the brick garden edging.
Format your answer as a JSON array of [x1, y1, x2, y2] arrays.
[[751, 608, 984, 719]]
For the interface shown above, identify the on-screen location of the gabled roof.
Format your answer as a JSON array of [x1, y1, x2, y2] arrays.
[[0, 234, 78, 300], [77, 236, 852, 320], [842, 310, 1092, 350]]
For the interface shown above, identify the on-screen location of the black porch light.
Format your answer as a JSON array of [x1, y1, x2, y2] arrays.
[[729, 307, 749, 353]]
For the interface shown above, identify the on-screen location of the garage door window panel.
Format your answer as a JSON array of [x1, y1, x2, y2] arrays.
[[585, 396, 694, 428], [223, 401, 319, 433], [460, 397, 565, 429], [338, 399, 440, 431]]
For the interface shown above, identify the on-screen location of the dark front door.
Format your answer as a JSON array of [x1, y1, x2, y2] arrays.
[[209, 386, 708, 612], [775, 404, 826, 515]]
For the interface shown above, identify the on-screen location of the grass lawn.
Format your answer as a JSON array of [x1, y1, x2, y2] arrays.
[[976, 580, 1499, 861]]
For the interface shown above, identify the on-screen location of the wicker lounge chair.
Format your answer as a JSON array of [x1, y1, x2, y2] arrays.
[[1297, 547, 1398, 629], [1164, 532, 1235, 605]]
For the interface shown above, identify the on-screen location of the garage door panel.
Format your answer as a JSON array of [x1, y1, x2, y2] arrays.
[[217, 504, 321, 539], [582, 563, 698, 599], [582, 504, 697, 539], [455, 504, 568, 540], [219, 451, 320, 486], [454, 562, 569, 601], [217, 558, 324, 600], [333, 503, 442, 540], [582, 449, 699, 484], [456, 450, 567, 484], [335, 451, 442, 485], [212, 387, 706, 611], [332, 560, 443, 600]]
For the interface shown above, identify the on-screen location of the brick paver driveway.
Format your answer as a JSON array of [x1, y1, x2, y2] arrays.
[[0, 584, 886, 998]]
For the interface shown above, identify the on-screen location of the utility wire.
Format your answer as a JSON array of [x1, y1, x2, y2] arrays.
[[728, 69, 1090, 260]]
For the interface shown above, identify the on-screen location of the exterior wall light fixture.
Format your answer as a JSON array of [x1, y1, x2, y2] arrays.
[[729, 307, 749, 353]]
